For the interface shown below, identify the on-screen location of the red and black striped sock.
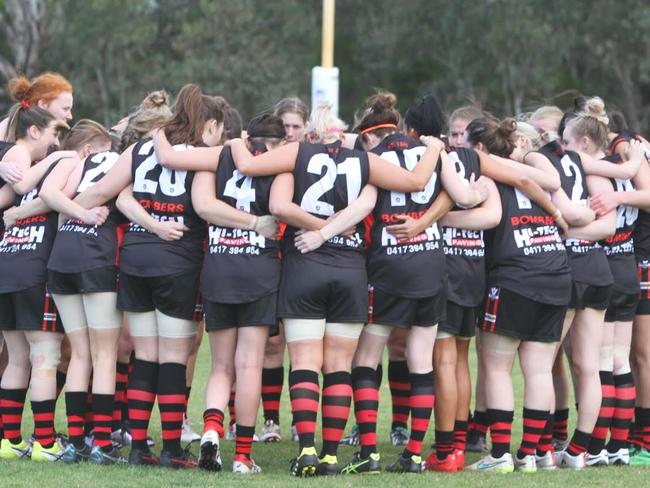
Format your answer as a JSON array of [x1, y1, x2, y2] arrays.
[[228, 390, 236, 427], [65, 391, 88, 448], [203, 408, 224, 437], [56, 370, 66, 400], [353, 366, 379, 458], [112, 362, 129, 431], [517, 408, 549, 457], [84, 391, 94, 437], [473, 410, 489, 437], [628, 412, 643, 450], [435, 430, 455, 460], [320, 371, 352, 457], [637, 407, 650, 450], [607, 372, 636, 452], [453, 420, 468, 452], [553, 408, 569, 441], [1, 388, 27, 443], [158, 362, 187, 455], [588, 371, 615, 455], [388, 360, 410, 430], [404, 371, 435, 458], [32, 399, 56, 448], [235, 424, 255, 460], [488, 409, 513, 458], [0, 388, 3, 439], [536, 414, 553, 456], [127, 358, 158, 449], [92, 393, 114, 451], [566, 429, 591, 456], [261, 367, 284, 424], [289, 369, 319, 449]]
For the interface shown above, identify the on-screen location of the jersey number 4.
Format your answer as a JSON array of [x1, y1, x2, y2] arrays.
[[223, 170, 255, 212]]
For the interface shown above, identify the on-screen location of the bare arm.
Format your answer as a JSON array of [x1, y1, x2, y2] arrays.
[[580, 140, 645, 179], [192, 171, 256, 229], [551, 188, 595, 227], [74, 145, 134, 209], [152, 129, 223, 171], [367, 137, 444, 192], [116, 185, 189, 241], [440, 152, 488, 208], [229, 139, 298, 176], [439, 177, 502, 230], [268, 173, 330, 230], [0, 184, 14, 209], [40, 157, 108, 225], [385, 190, 454, 242], [512, 152, 561, 191], [591, 160, 650, 215], [7, 147, 77, 195], [294, 185, 378, 253]]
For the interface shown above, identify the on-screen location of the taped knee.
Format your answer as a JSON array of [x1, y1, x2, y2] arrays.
[[599, 345, 614, 371], [157, 312, 198, 338], [29, 338, 62, 370], [612, 344, 631, 375]]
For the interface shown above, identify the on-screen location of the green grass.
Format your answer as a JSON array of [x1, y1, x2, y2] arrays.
[[1, 339, 648, 487]]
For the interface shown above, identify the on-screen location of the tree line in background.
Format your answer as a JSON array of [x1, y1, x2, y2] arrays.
[[1, 0, 649, 132]]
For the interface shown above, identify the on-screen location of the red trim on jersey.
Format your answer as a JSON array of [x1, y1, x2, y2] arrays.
[[363, 214, 374, 250]]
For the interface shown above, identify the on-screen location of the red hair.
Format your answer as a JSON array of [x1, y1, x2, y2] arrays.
[[8, 72, 73, 105]]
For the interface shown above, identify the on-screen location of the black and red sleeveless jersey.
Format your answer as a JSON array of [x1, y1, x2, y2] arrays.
[[201, 144, 280, 303], [0, 164, 59, 293], [538, 141, 613, 286], [601, 154, 640, 293], [48, 151, 125, 274], [486, 183, 571, 305], [365, 133, 443, 297], [0, 141, 15, 237], [119, 138, 206, 277], [442, 147, 486, 306], [283, 141, 370, 268]]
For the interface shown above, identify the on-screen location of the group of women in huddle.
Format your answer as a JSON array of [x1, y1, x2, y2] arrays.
[[1, 70, 650, 477]]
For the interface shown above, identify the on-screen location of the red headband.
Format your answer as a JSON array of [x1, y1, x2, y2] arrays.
[[21, 99, 30, 109], [360, 123, 397, 135]]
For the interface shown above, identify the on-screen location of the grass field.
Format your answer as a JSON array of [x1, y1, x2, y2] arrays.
[[1, 339, 647, 487]]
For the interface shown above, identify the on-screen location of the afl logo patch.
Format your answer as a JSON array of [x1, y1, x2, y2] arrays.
[[488, 287, 500, 300]]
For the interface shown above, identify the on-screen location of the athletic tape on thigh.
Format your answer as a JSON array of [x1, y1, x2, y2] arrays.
[[364, 323, 393, 338], [481, 331, 520, 355], [325, 322, 364, 339], [128, 311, 158, 337], [156, 310, 198, 338], [83, 292, 122, 329], [52, 293, 88, 333], [283, 318, 326, 343]]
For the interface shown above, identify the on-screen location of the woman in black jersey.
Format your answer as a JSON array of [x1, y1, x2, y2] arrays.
[[0, 102, 72, 462], [460, 116, 572, 474], [153, 100, 455, 476], [565, 99, 650, 467], [612, 129, 650, 465], [519, 106, 646, 469], [70, 84, 225, 468], [183, 114, 282, 474], [310, 93, 489, 475], [38, 120, 127, 464]]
